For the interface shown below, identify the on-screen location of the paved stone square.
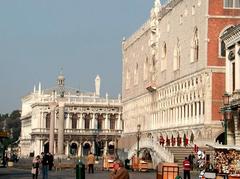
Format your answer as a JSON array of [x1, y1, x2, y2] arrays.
[[0, 167, 156, 179], [0, 167, 203, 179]]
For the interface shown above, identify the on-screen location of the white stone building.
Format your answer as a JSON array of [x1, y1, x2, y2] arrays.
[[221, 24, 240, 146], [20, 74, 122, 157]]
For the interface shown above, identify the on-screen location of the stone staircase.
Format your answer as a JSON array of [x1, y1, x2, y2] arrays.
[[165, 146, 213, 171]]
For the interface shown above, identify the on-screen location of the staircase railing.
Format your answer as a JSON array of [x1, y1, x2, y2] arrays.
[[128, 138, 174, 168]]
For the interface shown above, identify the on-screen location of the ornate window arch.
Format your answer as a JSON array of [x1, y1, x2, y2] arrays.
[[161, 42, 167, 71], [219, 25, 234, 58], [190, 27, 199, 63], [173, 38, 181, 71]]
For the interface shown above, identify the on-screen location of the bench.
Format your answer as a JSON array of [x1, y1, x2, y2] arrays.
[[55, 162, 76, 171]]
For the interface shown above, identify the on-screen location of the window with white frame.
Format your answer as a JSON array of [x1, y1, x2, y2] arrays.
[[224, 0, 240, 8]]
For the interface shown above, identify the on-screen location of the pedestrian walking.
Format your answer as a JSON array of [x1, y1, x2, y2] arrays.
[[183, 157, 191, 179], [31, 155, 41, 179], [109, 159, 129, 179], [188, 152, 195, 170], [48, 153, 54, 171], [41, 152, 49, 179], [87, 152, 95, 173]]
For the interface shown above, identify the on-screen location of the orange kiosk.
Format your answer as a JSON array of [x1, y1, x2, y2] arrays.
[[156, 163, 179, 179], [103, 154, 115, 171]]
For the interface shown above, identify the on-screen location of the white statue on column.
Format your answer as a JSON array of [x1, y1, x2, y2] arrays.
[[95, 75, 101, 96]]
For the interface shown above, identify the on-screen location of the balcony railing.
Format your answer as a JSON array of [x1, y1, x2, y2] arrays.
[[31, 128, 122, 136]]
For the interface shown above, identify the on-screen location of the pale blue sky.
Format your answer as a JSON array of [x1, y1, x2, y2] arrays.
[[0, 0, 167, 113]]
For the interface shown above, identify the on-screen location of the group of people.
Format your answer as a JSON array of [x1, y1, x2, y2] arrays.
[[31, 152, 54, 179]]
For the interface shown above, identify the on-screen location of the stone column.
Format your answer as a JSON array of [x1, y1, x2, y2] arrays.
[[225, 49, 231, 92], [104, 141, 108, 155], [105, 113, 109, 130], [196, 102, 200, 123], [66, 113, 70, 129], [78, 143, 82, 157], [66, 141, 69, 156], [235, 44, 240, 90], [79, 113, 83, 129], [49, 102, 57, 155], [57, 101, 65, 156], [40, 140, 43, 153], [91, 113, 95, 129]]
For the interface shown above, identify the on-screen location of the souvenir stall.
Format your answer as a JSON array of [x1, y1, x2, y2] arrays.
[[206, 145, 240, 179]]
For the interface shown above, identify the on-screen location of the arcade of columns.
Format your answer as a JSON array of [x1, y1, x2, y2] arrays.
[[33, 101, 122, 157], [123, 69, 222, 147]]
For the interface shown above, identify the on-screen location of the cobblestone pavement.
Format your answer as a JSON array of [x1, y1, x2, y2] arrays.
[[0, 167, 202, 179], [0, 167, 157, 179]]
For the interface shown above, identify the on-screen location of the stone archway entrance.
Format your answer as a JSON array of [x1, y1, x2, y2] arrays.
[[44, 142, 49, 154], [216, 132, 224, 144], [70, 143, 78, 156], [108, 141, 115, 155], [83, 142, 91, 156]]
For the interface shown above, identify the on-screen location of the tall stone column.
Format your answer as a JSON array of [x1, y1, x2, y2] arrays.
[[91, 113, 95, 129], [104, 141, 108, 155], [105, 113, 109, 129], [78, 143, 82, 157], [225, 49, 231, 92], [57, 101, 65, 156], [117, 113, 121, 130], [49, 102, 57, 155], [66, 141, 69, 156], [235, 44, 240, 90]]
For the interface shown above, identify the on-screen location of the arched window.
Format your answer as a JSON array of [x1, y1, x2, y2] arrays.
[[84, 114, 90, 129], [72, 113, 78, 129], [143, 57, 148, 81], [161, 42, 167, 71], [110, 114, 116, 130], [173, 39, 180, 71], [46, 113, 50, 129], [219, 25, 234, 57], [134, 63, 138, 85], [190, 28, 199, 63], [97, 114, 103, 130]]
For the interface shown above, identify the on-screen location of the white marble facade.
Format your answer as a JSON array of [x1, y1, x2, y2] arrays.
[[20, 74, 122, 157]]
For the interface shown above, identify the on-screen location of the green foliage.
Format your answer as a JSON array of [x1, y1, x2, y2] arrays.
[[0, 110, 21, 146]]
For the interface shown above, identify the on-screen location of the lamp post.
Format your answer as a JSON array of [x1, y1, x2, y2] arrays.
[[222, 92, 231, 145], [136, 124, 141, 158]]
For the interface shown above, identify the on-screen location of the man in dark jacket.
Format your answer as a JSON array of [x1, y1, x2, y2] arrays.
[[41, 152, 49, 179], [109, 159, 129, 179]]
